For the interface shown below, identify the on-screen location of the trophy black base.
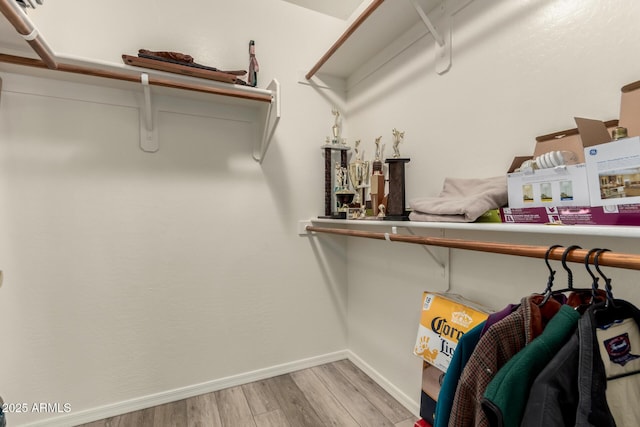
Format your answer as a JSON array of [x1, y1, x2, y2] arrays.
[[385, 157, 411, 220], [319, 212, 347, 219], [383, 214, 410, 221]]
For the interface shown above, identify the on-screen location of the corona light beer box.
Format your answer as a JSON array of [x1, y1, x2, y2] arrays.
[[414, 292, 490, 372]]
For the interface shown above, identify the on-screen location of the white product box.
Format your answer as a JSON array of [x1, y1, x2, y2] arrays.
[[584, 136, 640, 207], [506, 164, 591, 209]]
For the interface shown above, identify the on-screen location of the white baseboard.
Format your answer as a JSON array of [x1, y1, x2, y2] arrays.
[[20, 349, 420, 427], [345, 350, 421, 416], [22, 350, 349, 427]]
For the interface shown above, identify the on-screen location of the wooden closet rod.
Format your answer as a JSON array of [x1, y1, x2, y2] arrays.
[[306, 225, 640, 271], [0, 0, 57, 69], [305, 0, 385, 80], [0, 53, 273, 103]]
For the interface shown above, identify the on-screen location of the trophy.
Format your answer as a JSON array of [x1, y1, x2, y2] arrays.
[[370, 136, 386, 217], [331, 108, 341, 144], [385, 128, 410, 220], [392, 128, 405, 158], [320, 108, 351, 218], [348, 140, 370, 209], [334, 162, 355, 214]]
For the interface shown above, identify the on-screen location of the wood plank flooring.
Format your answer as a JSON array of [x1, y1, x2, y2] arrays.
[[77, 359, 418, 427]]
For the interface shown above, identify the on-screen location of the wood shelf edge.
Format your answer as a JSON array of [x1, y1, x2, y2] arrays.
[[0, 53, 273, 103], [305, 0, 385, 80]]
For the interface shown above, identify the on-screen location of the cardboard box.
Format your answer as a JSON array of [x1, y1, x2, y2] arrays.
[[419, 362, 444, 424], [500, 204, 640, 226], [414, 292, 490, 372], [507, 156, 533, 173], [620, 80, 640, 137], [574, 79, 640, 207], [507, 163, 591, 208], [584, 135, 640, 207], [534, 119, 618, 164]]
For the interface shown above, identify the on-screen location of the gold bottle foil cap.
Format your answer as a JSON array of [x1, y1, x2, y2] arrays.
[[612, 126, 628, 140]]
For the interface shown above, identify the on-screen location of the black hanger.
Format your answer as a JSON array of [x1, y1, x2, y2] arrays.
[[580, 247, 602, 310], [594, 249, 614, 307], [561, 245, 582, 291], [593, 248, 634, 325], [591, 249, 640, 381], [540, 245, 595, 306], [540, 244, 562, 297]]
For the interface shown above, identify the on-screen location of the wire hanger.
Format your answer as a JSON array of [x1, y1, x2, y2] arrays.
[[594, 249, 615, 307], [592, 248, 640, 381], [593, 248, 634, 325], [581, 247, 603, 310], [540, 244, 563, 297], [540, 245, 592, 306], [561, 245, 582, 291]]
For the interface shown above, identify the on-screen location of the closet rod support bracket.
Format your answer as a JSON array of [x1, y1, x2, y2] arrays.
[[298, 220, 313, 236], [253, 79, 280, 163], [139, 73, 158, 153], [411, 0, 444, 46], [411, 0, 452, 75], [402, 226, 447, 271]]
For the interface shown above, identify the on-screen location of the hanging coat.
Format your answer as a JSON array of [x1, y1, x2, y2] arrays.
[[480, 304, 581, 427], [521, 299, 640, 426]]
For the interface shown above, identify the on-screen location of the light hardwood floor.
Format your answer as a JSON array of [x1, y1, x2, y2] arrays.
[[76, 359, 418, 427]]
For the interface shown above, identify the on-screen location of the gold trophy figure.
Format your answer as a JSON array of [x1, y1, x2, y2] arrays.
[[348, 139, 370, 210], [331, 108, 341, 144], [392, 128, 405, 158]]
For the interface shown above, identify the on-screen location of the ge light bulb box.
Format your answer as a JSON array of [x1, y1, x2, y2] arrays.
[[506, 164, 591, 209], [413, 292, 490, 372], [584, 136, 640, 207]]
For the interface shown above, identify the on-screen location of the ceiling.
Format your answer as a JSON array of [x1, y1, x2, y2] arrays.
[[281, 0, 365, 20]]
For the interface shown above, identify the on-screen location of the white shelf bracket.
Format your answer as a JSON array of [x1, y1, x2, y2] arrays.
[[399, 226, 449, 289], [411, 0, 452, 75], [298, 220, 313, 236], [253, 79, 281, 163], [139, 73, 158, 153], [402, 227, 447, 269], [400, 226, 451, 289], [412, 0, 444, 46]]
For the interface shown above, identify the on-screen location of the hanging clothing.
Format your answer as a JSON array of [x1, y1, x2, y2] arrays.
[[520, 299, 640, 427], [479, 304, 519, 337], [595, 317, 640, 425], [448, 294, 562, 427], [434, 321, 486, 427], [480, 304, 581, 427], [478, 292, 607, 426], [519, 323, 583, 427]]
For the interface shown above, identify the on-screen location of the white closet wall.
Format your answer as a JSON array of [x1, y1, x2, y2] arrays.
[[344, 0, 640, 408], [2, 0, 640, 425], [0, 1, 353, 425]]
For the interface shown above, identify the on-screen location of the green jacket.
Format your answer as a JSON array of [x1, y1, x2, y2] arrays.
[[480, 304, 581, 427]]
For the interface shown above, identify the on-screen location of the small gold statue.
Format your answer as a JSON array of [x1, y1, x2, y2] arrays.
[[392, 128, 405, 158]]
